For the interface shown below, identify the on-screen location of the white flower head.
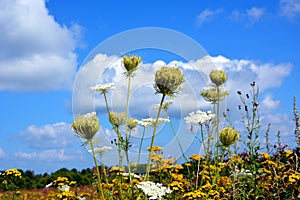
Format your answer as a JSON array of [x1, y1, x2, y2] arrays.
[[138, 118, 170, 127], [45, 182, 53, 188], [90, 83, 115, 94], [153, 100, 174, 111], [89, 146, 113, 154], [57, 184, 70, 192], [122, 172, 141, 179], [184, 110, 215, 124], [137, 181, 172, 200]]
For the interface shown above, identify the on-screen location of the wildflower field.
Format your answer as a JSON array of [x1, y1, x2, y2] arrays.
[[1, 55, 300, 199]]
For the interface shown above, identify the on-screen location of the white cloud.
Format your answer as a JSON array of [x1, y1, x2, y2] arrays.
[[0, 148, 5, 158], [231, 7, 265, 24], [18, 122, 76, 149], [280, 0, 300, 18], [0, 0, 79, 91], [196, 8, 223, 26], [262, 95, 281, 111], [15, 149, 74, 161], [261, 113, 296, 146]]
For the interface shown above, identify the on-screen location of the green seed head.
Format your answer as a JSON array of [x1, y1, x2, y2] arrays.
[[209, 70, 227, 86], [72, 112, 100, 141], [219, 127, 239, 147], [154, 66, 185, 96]]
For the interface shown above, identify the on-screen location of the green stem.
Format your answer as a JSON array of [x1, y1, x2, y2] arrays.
[[90, 140, 105, 199], [100, 154, 109, 185], [103, 93, 110, 114], [166, 110, 190, 175], [124, 76, 133, 186], [212, 86, 221, 185], [145, 94, 166, 180], [137, 126, 146, 166]]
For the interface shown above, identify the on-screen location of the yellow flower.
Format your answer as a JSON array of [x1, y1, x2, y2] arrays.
[[190, 154, 202, 161], [284, 150, 293, 157], [219, 127, 239, 147], [146, 146, 163, 151], [209, 69, 227, 86], [260, 152, 270, 159]]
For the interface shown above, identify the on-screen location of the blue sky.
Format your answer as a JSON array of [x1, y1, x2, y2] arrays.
[[1, 0, 300, 174]]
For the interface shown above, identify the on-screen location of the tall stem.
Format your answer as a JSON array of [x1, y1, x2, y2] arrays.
[[137, 126, 146, 166], [166, 110, 190, 175], [145, 94, 166, 180], [90, 140, 105, 199], [124, 76, 133, 185]]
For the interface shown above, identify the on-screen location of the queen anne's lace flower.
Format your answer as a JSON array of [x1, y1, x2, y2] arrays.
[[123, 55, 142, 76], [138, 118, 170, 127], [126, 118, 138, 129], [72, 112, 100, 141], [90, 83, 115, 94], [109, 111, 125, 127], [137, 181, 172, 200], [209, 69, 227, 86], [153, 100, 173, 111], [154, 66, 185, 96], [184, 110, 215, 124], [58, 184, 70, 192], [89, 146, 113, 154], [219, 127, 239, 147]]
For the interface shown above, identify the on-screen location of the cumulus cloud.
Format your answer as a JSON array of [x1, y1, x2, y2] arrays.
[[231, 7, 265, 25], [15, 149, 74, 161], [0, 148, 6, 158], [262, 95, 281, 111], [0, 0, 79, 91], [196, 8, 223, 26], [18, 122, 76, 149], [280, 0, 300, 18]]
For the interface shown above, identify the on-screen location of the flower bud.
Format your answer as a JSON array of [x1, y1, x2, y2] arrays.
[[123, 55, 142, 76], [219, 127, 239, 147], [126, 118, 138, 130], [109, 111, 125, 127], [154, 66, 185, 96], [209, 70, 227, 86], [72, 112, 100, 141]]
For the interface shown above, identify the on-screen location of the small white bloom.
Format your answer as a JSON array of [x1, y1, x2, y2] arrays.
[[89, 146, 113, 154], [45, 182, 53, 188], [78, 197, 86, 200], [153, 100, 173, 110], [184, 110, 215, 124], [137, 181, 172, 200], [90, 83, 115, 94], [122, 172, 141, 179], [138, 118, 170, 127], [58, 184, 70, 192]]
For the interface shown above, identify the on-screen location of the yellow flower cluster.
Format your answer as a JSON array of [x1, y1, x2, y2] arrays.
[[2, 168, 22, 178]]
